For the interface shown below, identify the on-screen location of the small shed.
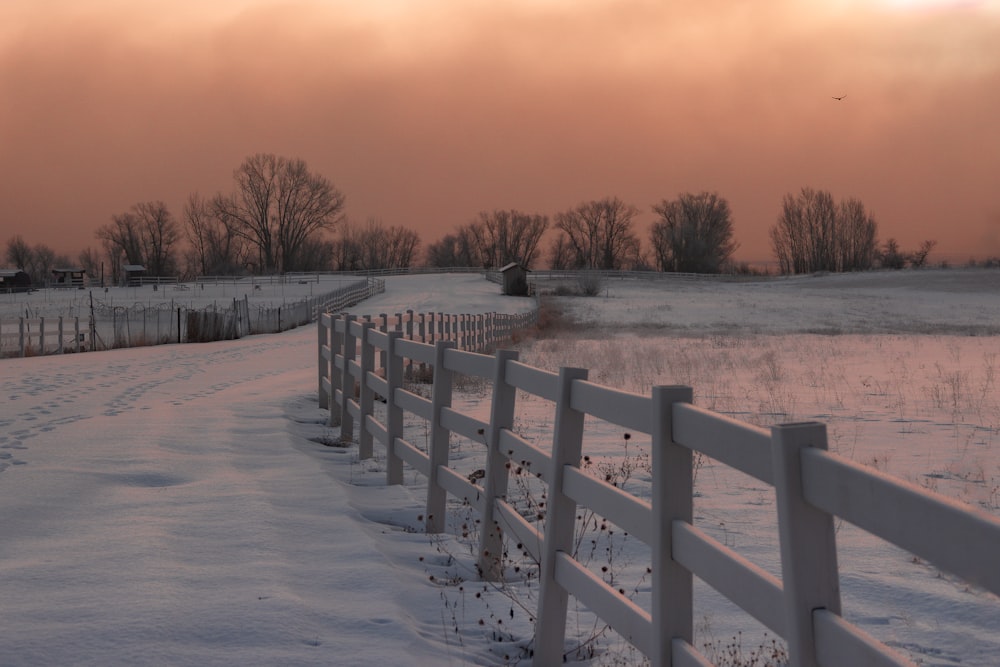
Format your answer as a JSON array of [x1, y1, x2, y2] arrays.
[[51, 267, 86, 288], [124, 264, 147, 287], [500, 262, 531, 296], [0, 269, 31, 292]]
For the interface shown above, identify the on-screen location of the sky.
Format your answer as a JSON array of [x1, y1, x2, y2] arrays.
[[1, 0, 999, 264]]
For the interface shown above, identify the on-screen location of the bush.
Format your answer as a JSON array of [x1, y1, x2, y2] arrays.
[[576, 272, 604, 297]]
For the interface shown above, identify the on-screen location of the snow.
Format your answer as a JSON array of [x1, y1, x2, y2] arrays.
[[1, 270, 998, 665]]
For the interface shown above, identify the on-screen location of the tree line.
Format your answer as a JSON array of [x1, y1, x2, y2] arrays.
[[5, 153, 937, 286]]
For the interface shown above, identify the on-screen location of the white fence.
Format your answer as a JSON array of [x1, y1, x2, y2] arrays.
[[317, 312, 1000, 667], [1, 278, 384, 358], [0, 316, 87, 357]]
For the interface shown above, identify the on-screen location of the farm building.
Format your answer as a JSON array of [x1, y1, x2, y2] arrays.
[[124, 265, 147, 287], [51, 268, 86, 288], [500, 262, 531, 296], [0, 269, 31, 292]]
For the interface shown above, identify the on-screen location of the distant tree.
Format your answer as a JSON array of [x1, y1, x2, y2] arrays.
[[877, 238, 937, 269], [97, 201, 180, 277], [425, 227, 480, 268], [547, 233, 574, 271], [5, 235, 33, 272], [357, 219, 421, 270], [134, 201, 180, 276], [879, 238, 906, 269], [331, 219, 421, 271], [836, 198, 879, 272], [184, 193, 247, 276], [550, 196, 642, 270], [212, 153, 346, 273], [5, 236, 71, 285], [78, 247, 104, 285], [331, 223, 363, 271], [470, 209, 549, 268], [770, 188, 879, 274], [649, 192, 738, 273], [293, 236, 335, 272], [909, 240, 937, 268], [425, 210, 548, 270]]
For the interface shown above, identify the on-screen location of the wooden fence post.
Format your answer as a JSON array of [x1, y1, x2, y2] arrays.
[[75, 317, 82, 353], [339, 314, 357, 443], [534, 366, 589, 664], [425, 340, 455, 533], [318, 314, 329, 409], [358, 321, 376, 460], [57, 316, 64, 354], [651, 385, 695, 667], [478, 348, 520, 581], [406, 310, 415, 375], [385, 331, 405, 485], [379, 314, 388, 372], [772, 422, 841, 667], [328, 315, 343, 427], [19, 317, 25, 357]]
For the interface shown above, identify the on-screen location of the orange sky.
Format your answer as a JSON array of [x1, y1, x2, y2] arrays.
[[1, 0, 998, 264]]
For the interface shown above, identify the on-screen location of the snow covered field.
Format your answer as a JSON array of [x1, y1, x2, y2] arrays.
[[1, 270, 998, 665]]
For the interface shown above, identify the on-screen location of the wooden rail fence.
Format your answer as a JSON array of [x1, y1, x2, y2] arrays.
[[0, 316, 87, 357], [317, 312, 1000, 667]]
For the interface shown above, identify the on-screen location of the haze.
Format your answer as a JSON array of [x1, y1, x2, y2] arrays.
[[1, 0, 998, 263]]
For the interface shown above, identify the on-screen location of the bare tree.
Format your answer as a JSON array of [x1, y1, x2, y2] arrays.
[[6, 236, 72, 285], [134, 201, 180, 276], [770, 188, 879, 274], [78, 247, 104, 285], [547, 233, 574, 270], [331, 222, 364, 271], [5, 236, 34, 273], [293, 236, 335, 271], [380, 224, 421, 269], [425, 210, 547, 269], [650, 192, 738, 273], [909, 240, 937, 268], [97, 201, 180, 277], [212, 154, 346, 273], [184, 193, 247, 276], [425, 228, 478, 268], [332, 218, 421, 271], [837, 198, 878, 272], [470, 209, 549, 268], [97, 211, 144, 270], [551, 196, 641, 270], [880, 238, 906, 269]]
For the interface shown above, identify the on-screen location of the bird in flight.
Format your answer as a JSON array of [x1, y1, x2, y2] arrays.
[[832, 95, 847, 101]]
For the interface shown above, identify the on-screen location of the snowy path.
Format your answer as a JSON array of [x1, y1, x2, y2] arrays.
[[0, 329, 452, 665]]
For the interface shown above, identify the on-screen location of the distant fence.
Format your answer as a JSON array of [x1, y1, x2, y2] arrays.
[[0, 317, 87, 357], [317, 312, 1000, 667], [1, 278, 383, 358]]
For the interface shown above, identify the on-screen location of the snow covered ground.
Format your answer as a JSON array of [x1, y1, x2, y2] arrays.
[[1, 270, 998, 665]]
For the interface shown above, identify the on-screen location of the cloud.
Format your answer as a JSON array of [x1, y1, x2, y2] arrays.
[[1, 0, 998, 261]]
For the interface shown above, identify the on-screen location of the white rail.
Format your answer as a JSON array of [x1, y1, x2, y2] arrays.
[[0, 316, 87, 357], [317, 313, 1000, 667]]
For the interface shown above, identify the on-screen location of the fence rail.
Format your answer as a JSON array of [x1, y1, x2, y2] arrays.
[[317, 312, 1000, 667], [0, 316, 87, 357]]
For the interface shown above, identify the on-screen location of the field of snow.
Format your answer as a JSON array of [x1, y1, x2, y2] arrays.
[[1, 270, 998, 665]]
